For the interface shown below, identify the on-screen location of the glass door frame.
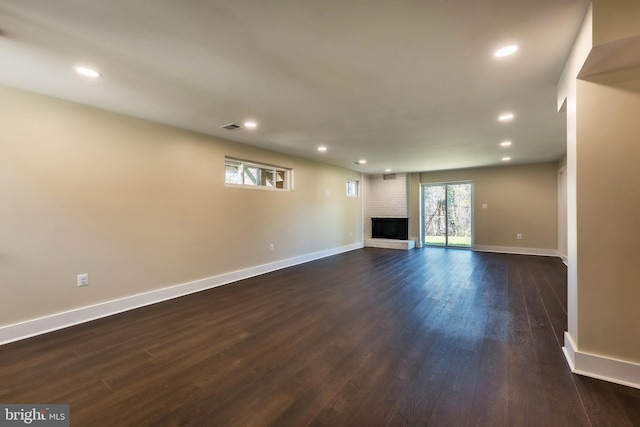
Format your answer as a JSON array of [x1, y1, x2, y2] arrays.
[[420, 181, 474, 248]]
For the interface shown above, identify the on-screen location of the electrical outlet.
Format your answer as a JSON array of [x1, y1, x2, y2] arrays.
[[269, 243, 275, 252], [77, 273, 89, 287], [517, 234, 523, 240]]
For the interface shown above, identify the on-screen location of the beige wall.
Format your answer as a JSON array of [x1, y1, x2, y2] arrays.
[[0, 85, 362, 327], [557, 156, 568, 262], [576, 69, 640, 363], [593, 0, 640, 46], [419, 163, 558, 250], [408, 173, 421, 243]]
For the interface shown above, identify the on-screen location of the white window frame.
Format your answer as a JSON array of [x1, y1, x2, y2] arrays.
[[225, 157, 293, 191], [346, 179, 360, 197]]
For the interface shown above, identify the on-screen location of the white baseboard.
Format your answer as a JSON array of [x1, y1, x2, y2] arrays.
[[563, 332, 640, 389], [0, 242, 363, 346], [473, 245, 559, 258]]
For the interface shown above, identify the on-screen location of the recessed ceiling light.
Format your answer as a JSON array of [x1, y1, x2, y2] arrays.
[[74, 66, 101, 78], [318, 146, 327, 152], [243, 121, 257, 128], [385, 169, 392, 172], [500, 141, 512, 147], [498, 113, 514, 122], [502, 156, 511, 161], [494, 45, 518, 57], [358, 160, 367, 164]]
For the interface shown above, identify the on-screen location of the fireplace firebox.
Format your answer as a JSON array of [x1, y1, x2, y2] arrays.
[[371, 217, 408, 240]]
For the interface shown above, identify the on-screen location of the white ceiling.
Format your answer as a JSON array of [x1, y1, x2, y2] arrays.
[[0, 1, 589, 174]]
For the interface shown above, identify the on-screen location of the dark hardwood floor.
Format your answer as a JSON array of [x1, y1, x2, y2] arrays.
[[1, 248, 639, 426]]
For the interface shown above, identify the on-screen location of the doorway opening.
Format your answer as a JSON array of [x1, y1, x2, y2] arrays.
[[422, 182, 473, 248]]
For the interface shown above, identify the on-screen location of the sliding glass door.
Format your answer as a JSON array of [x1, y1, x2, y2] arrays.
[[423, 182, 473, 247]]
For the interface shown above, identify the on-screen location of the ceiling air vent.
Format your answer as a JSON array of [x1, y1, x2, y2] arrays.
[[383, 174, 397, 180], [221, 123, 242, 130]]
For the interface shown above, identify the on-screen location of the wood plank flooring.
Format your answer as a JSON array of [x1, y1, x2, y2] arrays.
[[1, 248, 639, 426]]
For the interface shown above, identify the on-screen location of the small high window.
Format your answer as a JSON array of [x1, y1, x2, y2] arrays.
[[225, 158, 292, 190], [346, 180, 359, 197]]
